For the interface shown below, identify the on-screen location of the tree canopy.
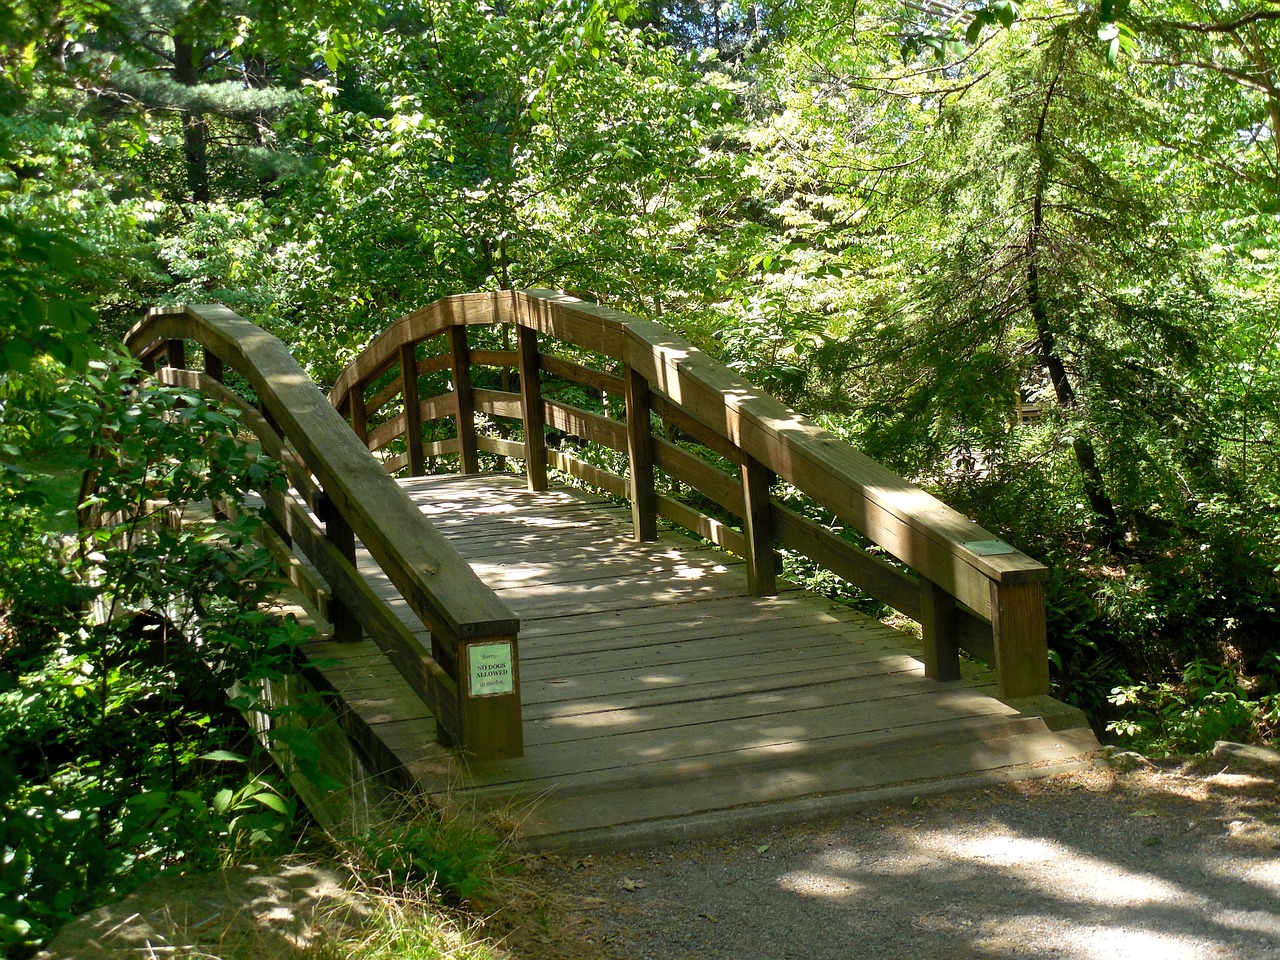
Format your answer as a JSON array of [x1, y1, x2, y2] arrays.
[[3, 0, 1278, 747]]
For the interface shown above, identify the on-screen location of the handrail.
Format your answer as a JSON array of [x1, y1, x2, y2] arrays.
[[329, 289, 1051, 699], [125, 304, 523, 760]]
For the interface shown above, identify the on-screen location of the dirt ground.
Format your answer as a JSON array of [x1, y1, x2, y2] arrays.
[[38, 751, 1280, 960]]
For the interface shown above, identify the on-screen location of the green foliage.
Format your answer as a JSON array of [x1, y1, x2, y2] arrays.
[[1107, 658, 1280, 756], [0, 361, 313, 956], [348, 807, 514, 907]]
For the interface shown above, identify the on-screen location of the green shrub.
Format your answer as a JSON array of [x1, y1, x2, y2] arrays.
[[0, 358, 315, 956], [1106, 658, 1279, 756]]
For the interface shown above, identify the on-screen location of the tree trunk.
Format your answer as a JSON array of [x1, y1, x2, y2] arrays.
[[173, 34, 209, 204], [1027, 48, 1122, 547]]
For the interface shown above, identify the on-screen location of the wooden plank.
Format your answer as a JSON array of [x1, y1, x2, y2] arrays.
[[544, 398, 627, 452], [771, 505, 923, 618], [505, 723, 1084, 838], [510, 289, 627, 360], [539, 353, 625, 395], [471, 349, 518, 368], [327, 291, 501, 410], [520, 629, 895, 684], [474, 387, 523, 419], [650, 392, 742, 463], [522, 655, 924, 719], [514, 595, 875, 648], [651, 437, 744, 516], [476, 435, 524, 459], [547, 449, 628, 499], [655, 493, 748, 557], [475, 684, 1015, 781], [366, 377, 402, 418]]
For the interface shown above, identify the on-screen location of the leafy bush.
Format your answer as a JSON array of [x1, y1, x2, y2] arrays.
[[1106, 658, 1280, 756], [0, 358, 315, 955]]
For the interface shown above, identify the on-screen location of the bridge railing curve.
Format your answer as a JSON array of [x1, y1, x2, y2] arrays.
[[126, 304, 523, 760], [327, 290, 1051, 700]]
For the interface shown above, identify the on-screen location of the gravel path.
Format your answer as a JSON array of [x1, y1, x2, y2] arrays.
[[496, 756, 1280, 960], [39, 754, 1280, 960]]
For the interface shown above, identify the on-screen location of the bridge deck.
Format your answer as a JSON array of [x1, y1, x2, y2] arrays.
[[298, 473, 1097, 849]]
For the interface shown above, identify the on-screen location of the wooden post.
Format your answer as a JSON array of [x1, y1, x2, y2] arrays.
[[205, 351, 224, 383], [517, 326, 548, 491], [349, 384, 368, 447], [400, 342, 425, 476], [448, 324, 479, 474], [919, 577, 961, 681], [318, 494, 361, 642], [455, 632, 524, 760], [741, 455, 777, 597], [989, 579, 1050, 699], [624, 365, 658, 542], [166, 339, 186, 369]]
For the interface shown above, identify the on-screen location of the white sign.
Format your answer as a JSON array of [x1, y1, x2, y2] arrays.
[[468, 641, 515, 697]]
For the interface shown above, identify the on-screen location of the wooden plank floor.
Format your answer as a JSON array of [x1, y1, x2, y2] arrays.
[[299, 473, 1099, 849]]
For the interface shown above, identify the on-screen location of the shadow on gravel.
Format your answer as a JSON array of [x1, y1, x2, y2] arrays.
[[502, 760, 1280, 960]]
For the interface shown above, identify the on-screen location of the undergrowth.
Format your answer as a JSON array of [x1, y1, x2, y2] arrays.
[[0, 358, 330, 955]]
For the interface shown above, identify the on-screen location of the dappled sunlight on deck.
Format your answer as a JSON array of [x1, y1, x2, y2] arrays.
[[319, 472, 1097, 846]]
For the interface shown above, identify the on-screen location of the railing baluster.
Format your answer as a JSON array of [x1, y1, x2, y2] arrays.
[[741, 455, 777, 597], [317, 494, 361, 643], [349, 384, 368, 446], [919, 577, 961, 682], [400, 342, 425, 476], [449, 324, 479, 474], [166, 339, 186, 369], [517, 327, 548, 491], [624, 365, 658, 542]]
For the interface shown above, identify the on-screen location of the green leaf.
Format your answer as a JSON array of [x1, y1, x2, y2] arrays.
[[991, 0, 1017, 29], [200, 749, 248, 762], [250, 790, 289, 814]]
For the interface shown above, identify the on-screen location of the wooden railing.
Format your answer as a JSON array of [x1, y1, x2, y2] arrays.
[[329, 290, 1052, 700], [126, 305, 524, 760]]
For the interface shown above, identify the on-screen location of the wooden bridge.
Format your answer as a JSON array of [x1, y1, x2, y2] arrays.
[[125, 291, 1098, 848]]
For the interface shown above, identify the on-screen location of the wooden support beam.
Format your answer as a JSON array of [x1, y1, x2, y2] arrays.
[[624, 366, 658, 542], [205, 351, 224, 383], [919, 577, 961, 682], [989, 580, 1050, 698], [167, 339, 186, 369], [400, 342, 425, 476], [517, 327, 548, 491], [456, 633, 524, 761], [741, 455, 777, 597], [449, 324, 479, 474], [317, 495, 361, 643], [349, 384, 368, 446]]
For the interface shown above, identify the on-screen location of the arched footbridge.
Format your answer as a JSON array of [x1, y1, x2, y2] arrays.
[[126, 290, 1099, 848]]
